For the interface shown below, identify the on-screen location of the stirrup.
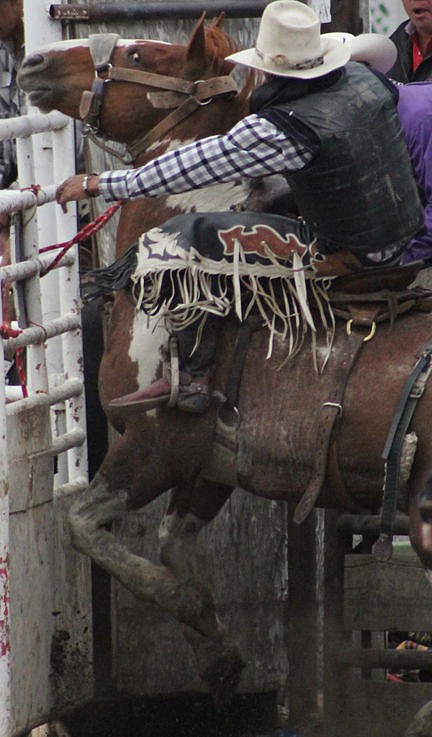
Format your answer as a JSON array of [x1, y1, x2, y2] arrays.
[[166, 336, 212, 413]]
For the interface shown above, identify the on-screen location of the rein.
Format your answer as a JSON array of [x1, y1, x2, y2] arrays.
[[79, 33, 239, 163], [372, 341, 432, 561], [39, 200, 124, 275]]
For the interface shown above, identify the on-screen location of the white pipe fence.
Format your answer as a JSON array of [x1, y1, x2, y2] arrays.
[[0, 108, 87, 483], [0, 2, 92, 730]]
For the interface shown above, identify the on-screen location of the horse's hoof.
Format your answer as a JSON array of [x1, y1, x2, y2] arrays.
[[202, 647, 245, 710]]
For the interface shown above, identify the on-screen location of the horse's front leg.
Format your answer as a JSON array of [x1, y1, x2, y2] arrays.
[[158, 478, 245, 706], [68, 458, 244, 701], [68, 472, 215, 631]]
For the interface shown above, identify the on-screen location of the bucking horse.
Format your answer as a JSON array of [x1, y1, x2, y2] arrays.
[[17, 16, 432, 702]]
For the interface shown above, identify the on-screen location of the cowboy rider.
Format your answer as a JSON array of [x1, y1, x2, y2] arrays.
[[55, 0, 424, 413]]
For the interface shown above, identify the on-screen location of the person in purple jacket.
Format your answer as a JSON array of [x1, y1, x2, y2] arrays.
[[397, 82, 432, 264]]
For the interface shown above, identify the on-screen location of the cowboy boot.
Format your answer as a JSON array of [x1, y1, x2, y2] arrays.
[[109, 315, 220, 413]]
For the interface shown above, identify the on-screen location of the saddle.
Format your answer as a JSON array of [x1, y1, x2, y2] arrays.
[[204, 257, 432, 531], [327, 259, 432, 328], [294, 253, 432, 528]]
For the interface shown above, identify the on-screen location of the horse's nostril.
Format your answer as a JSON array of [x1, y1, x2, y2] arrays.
[[22, 53, 46, 70]]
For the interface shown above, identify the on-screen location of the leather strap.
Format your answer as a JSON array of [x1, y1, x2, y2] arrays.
[[127, 96, 205, 160], [327, 441, 370, 514], [109, 67, 238, 100], [80, 34, 121, 132], [88, 33, 120, 69], [373, 340, 432, 560], [293, 330, 365, 524], [79, 33, 239, 161], [167, 337, 180, 407], [127, 78, 238, 161], [382, 339, 432, 460], [224, 316, 262, 411], [201, 318, 262, 488], [79, 78, 106, 131]]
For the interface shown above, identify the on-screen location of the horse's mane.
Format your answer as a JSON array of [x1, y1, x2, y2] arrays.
[[204, 23, 240, 61], [204, 21, 259, 104]]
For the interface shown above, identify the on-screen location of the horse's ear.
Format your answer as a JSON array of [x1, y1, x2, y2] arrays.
[[211, 12, 226, 29], [185, 12, 207, 78]]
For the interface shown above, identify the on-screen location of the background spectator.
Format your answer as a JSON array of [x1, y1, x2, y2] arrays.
[[388, 0, 432, 81]]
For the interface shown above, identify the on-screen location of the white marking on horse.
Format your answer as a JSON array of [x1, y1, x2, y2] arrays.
[[128, 311, 168, 392], [166, 181, 245, 213], [30, 38, 173, 53]]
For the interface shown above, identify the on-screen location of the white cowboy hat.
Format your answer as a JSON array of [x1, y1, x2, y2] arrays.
[[225, 0, 350, 79], [321, 32, 397, 74]]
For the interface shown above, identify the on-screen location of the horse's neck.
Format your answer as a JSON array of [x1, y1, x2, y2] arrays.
[[134, 93, 250, 167], [115, 97, 250, 257]]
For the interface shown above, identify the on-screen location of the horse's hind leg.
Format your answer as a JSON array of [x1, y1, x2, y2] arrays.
[[158, 477, 245, 706]]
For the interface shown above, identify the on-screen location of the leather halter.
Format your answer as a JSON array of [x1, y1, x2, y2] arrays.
[[79, 33, 239, 163]]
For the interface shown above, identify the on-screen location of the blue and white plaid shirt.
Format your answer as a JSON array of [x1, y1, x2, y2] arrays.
[[98, 113, 316, 201]]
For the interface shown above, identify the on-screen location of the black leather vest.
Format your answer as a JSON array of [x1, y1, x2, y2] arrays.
[[268, 63, 424, 256]]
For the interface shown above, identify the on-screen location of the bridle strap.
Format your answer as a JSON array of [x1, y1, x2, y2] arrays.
[[127, 96, 204, 160], [79, 32, 239, 161], [127, 77, 238, 161], [109, 66, 197, 95], [89, 32, 120, 69], [109, 66, 238, 100], [84, 130, 133, 165], [79, 33, 120, 132], [112, 69, 238, 159]]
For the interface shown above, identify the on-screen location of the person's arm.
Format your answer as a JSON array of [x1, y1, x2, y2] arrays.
[[400, 115, 432, 263], [398, 85, 432, 263], [56, 114, 316, 210]]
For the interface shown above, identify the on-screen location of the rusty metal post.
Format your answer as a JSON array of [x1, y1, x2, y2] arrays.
[[49, 0, 364, 29], [49, 1, 268, 21]]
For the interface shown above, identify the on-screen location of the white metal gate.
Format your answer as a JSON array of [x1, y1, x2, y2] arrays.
[[0, 2, 93, 734]]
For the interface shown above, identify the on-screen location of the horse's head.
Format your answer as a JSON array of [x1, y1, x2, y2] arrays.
[[17, 15, 249, 148]]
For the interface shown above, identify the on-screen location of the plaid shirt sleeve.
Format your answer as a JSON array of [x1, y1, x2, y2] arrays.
[[98, 113, 316, 202]]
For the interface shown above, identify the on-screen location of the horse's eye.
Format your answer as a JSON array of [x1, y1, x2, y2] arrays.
[[127, 48, 142, 64]]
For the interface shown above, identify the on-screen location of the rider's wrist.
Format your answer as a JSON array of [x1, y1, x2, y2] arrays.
[[82, 173, 99, 198]]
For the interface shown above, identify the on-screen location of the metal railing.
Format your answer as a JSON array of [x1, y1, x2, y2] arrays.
[[0, 109, 88, 491]]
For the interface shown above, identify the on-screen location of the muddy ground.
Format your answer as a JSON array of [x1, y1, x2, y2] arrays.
[[59, 692, 324, 737]]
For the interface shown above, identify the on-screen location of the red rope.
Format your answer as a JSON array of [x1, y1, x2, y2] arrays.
[[39, 200, 125, 275], [0, 322, 21, 339], [14, 349, 27, 398], [20, 183, 41, 197], [0, 197, 124, 399]]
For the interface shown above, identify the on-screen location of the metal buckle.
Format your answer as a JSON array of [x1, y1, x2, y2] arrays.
[[322, 401, 343, 417], [346, 318, 376, 342]]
